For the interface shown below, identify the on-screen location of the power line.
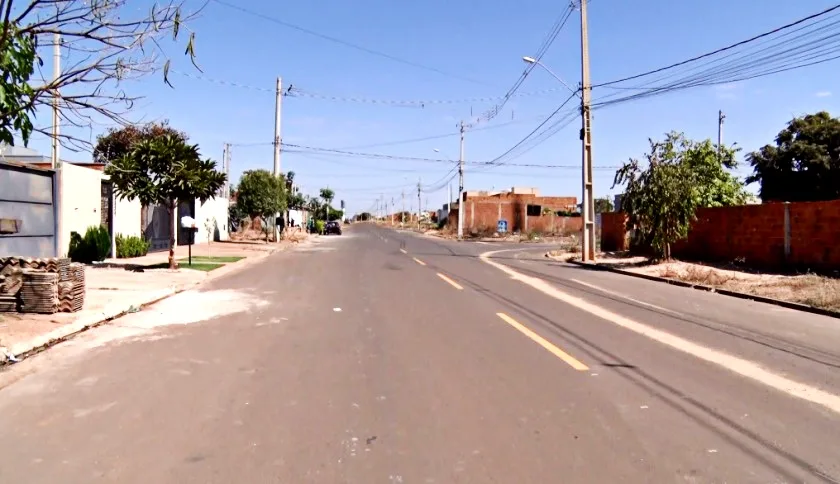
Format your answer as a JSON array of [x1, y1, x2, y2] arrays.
[[481, 91, 579, 167], [286, 142, 618, 170], [171, 69, 274, 92], [210, 0, 494, 87], [593, 3, 840, 87], [287, 85, 566, 107], [474, 3, 575, 126]]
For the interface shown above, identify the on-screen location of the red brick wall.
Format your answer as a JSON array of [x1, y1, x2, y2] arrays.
[[600, 212, 628, 251], [788, 200, 840, 268], [449, 194, 579, 234], [600, 200, 840, 270], [672, 203, 786, 268]]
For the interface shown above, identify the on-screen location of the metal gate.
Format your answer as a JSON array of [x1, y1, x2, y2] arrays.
[[141, 203, 172, 252], [0, 162, 58, 258], [100, 180, 113, 234]]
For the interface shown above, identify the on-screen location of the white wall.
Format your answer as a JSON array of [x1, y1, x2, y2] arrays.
[[113, 195, 142, 238], [60, 163, 103, 256], [289, 209, 307, 227], [193, 196, 229, 244]]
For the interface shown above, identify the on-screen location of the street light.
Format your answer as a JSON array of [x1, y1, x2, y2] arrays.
[[522, 56, 580, 98], [521, 54, 595, 261]]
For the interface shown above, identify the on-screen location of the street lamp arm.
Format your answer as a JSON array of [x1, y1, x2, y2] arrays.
[[522, 56, 580, 98]]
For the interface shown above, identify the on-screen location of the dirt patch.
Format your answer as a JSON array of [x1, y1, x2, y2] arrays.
[[626, 260, 840, 313]]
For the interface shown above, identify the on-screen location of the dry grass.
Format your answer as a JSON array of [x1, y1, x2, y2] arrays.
[[623, 260, 840, 313]]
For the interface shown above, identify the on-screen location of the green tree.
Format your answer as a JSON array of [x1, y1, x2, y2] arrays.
[[594, 197, 614, 213], [746, 111, 840, 202], [0, 0, 199, 150], [0, 24, 37, 146], [105, 134, 226, 269], [319, 188, 335, 221], [93, 121, 186, 164], [236, 170, 287, 240], [613, 132, 750, 259]]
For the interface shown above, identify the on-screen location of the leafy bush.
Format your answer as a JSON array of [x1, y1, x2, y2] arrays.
[[116, 234, 150, 258], [68, 225, 111, 263], [314, 220, 325, 234]]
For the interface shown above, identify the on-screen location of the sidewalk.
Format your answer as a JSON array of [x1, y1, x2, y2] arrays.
[[0, 240, 289, 363], [102, 240, 279, 267]]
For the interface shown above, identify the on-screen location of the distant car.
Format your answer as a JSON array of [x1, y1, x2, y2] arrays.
[[325, 221, 342, 235]]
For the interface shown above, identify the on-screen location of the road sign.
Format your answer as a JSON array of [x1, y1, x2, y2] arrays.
[[497, 219, 508, 234]]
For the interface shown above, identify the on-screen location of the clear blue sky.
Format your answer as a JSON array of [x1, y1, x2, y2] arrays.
[[28, 0, 840, 216]]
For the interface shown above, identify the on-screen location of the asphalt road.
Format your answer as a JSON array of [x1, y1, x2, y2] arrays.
[[1, 223, 839, 483]]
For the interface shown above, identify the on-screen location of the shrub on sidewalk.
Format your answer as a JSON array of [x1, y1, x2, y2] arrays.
[[68, 226, 111, 263], [116, 234, 151, 258], [314, 220, 325, 234]]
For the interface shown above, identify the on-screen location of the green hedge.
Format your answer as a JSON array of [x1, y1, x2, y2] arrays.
[[68, 225, 111, 263], [116, 234, 151, 258]]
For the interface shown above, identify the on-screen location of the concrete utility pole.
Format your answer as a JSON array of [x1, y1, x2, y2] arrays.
[[401, 190, 405, 225], [579, 0, 596, 262], [51, 33, 61, 169], [417, 178, 422, 229], [222, 143, 231, 198], [52, 32, 64, 256], [457, 120, 466, 240], [718, 110, 726, 162], [391, 197, 395, 225], [273, 77, 282, 176]]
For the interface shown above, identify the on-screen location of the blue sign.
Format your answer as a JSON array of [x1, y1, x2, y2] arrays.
[[497, 219, 508, 234]]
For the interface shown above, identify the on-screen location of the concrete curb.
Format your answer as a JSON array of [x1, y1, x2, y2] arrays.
[[0, 246, 285, 365], [567, 259, 840, 319]]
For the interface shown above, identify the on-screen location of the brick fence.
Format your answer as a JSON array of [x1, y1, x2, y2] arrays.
[[448, 193, 581, 234], [600, 200, 840, 270]]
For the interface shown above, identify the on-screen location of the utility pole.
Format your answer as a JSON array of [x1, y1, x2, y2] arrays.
[[457, 120, 466, 240], [417, 178, 422, 230], [273, 77, 282, 176], [222, 143, 231, 198], [52, 32, 64, 255], [579, 0, 596, 262], [51, 33, 61, 169], [391, 197, 395, 225], [401, 190, 405, 225], [718, 110, 726, 162]]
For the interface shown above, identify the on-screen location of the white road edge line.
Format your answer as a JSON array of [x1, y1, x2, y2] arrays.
[[480, 248, 840, 416], [569, 278, 683, 316]]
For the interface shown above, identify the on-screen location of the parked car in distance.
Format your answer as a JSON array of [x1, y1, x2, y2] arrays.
[[325, 221, 342, 235]]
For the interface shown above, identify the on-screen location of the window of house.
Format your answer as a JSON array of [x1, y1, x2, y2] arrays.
[[526, 204, 542, 216]]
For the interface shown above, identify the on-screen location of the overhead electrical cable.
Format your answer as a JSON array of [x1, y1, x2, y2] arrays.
[[211, 0, 494, 86]]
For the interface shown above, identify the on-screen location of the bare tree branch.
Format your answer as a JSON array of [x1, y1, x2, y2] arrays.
[[2, 0, 206, 150]]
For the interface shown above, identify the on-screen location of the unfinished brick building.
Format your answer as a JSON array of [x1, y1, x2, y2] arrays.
[[447, 187, 581, 235]]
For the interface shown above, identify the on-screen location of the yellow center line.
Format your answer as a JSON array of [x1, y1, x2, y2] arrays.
[[436, 273, 464, 290], [400, 249, 407, 254], [495, 313, 589, 371], [413, 257, 426, 266]]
